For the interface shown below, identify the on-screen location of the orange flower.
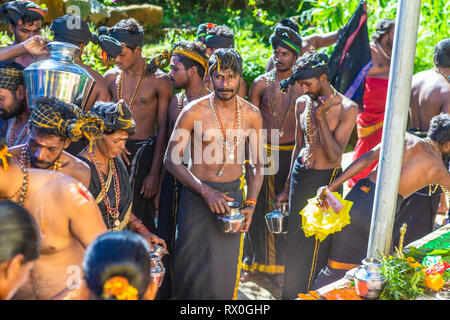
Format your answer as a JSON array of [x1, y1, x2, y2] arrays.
[[102, 276, 139, 300], [424, 273, 445, 292]]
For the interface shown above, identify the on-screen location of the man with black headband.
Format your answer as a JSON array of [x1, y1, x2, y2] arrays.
[[101, 18, 172, 233], [312, 114, 450, 289], [0, 61, 30, 147], [241, 25, 303, 287], [154, 40, 210, 299], [196, 23, 247, 98], [265, 19, 342, 72], [273, 51, 358, 299], [165, 48, 264, 299], [349, 18, 395, 188], [50, 14, 111, 111], [0, 1, 46, 67], [8, 96, 104, 189]]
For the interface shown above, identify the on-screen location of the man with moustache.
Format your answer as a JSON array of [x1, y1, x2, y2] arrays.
[[8, 97, 105, 188], [196, 23, 247, 98], [241, 26, 303, 287], [0, 137, 108, 300], [99, 18, 172, 232], [273, 51, 358, 298], [165, 49, 264, 300], [0, 62, 30, 147], [0, 1, 46, 68], [312, 114, 450, 289], [348, 19, 395, 188], [154, 40, 210, 299]]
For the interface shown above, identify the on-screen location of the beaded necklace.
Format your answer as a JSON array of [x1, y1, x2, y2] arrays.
[[117, 59, 146, 110], [209, 93, 245, 176], [6, 119, 30, 147], [266, 69, 295, 137], [176, 85, 210, 119], [19, 144, 63, 172], [87, 149, 121, 229], [423, 137, 450, 196], [0, 164, 28, 206]]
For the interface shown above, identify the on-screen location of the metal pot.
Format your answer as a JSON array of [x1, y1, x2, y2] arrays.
[[24, 41, 95, 110], [152, 244, 169, 259], [265, 202, 288, 234], [354, 258, 386, 300], [150, 254, 166, 288], [215, 201, 245, 233]]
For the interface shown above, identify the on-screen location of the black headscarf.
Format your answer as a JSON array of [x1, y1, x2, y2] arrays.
[[92, 25, 144, 59], [0, 61, 24, 92], [0, 1, 46, 25], [269, 26, 302, 56], [279, 52, 330, 93], [50, 14, 92, 45], [90, 100, 136, 135]]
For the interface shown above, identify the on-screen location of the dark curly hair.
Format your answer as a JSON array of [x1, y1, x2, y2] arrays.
[[208, 48, 243, 76], [428, 113, 450, 145], [207, 25, 234, 39], [293, 50, 330, 78], [372, 19, 395, 43], [434, 38, 450, 68]]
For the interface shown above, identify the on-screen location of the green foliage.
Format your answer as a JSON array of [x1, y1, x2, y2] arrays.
[[379, 254, 426, 300]]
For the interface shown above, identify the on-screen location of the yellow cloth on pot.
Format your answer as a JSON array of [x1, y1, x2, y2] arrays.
[[299, 192, 353, 242]]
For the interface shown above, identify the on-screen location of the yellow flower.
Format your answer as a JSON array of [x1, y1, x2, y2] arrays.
[[102, 276, 139, 300], [406, 257, 422, 269]]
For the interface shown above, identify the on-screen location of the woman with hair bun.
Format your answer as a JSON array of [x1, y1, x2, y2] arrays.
[[83, 231, 158, 300]]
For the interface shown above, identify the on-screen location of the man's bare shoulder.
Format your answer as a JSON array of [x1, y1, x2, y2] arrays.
[[103, 67, 121, 80], [240, 97, 261, 117], [295, 95, 309, 113], [178, 95, 209, 119], [62, 152, 91, 184], [340, 94, 359, 113]]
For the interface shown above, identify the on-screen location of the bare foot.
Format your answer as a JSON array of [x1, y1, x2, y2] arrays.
[[240, 270, 251, 282]]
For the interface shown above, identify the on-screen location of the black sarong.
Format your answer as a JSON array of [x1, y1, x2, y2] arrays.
[[282, 156, 342, 299], [65, 138, 89, 156], [126, 137, 156, 233], [312, 178, 404, 289], [171, 178, 245, 300], [242, 143, 294, 275], [78, 155, 133, 231], [155, 170, 182, 300]]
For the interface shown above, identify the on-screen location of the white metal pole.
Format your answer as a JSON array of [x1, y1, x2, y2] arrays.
[[366, 0, 422, 258]]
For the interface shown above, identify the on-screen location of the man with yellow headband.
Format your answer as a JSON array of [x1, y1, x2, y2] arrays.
[[8, 97, 104, 189], [155, 40, 210, 299], [0, 136, 108, 300], [242, 26, 304, 288], [101, 18, 172, 234]]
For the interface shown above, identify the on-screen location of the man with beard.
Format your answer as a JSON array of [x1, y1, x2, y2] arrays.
[[348, 19, 395, 188], [164, 49, 264, 300], [153, 40, 210, 299], [0, 1, 46, 68], [99, 18, 172, 232], [241, 26, 303, 287], [0, 137, 107, 300], [273, 51, 358, 298], [312, 114, 450, 289], [8, 97, 105, 188], [196, 23, 247, 98], [0, 62, 30, 147]]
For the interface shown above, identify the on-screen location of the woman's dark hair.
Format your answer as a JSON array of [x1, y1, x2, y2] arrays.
[[428, 113, 450, 145], [83, 231, 151, 300], [0, 200, 41, 264]]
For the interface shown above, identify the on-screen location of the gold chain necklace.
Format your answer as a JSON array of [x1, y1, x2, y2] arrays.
[[266, 69, 295, 137], [117, 59, 146, 109], [423, 137, 450, 196]]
